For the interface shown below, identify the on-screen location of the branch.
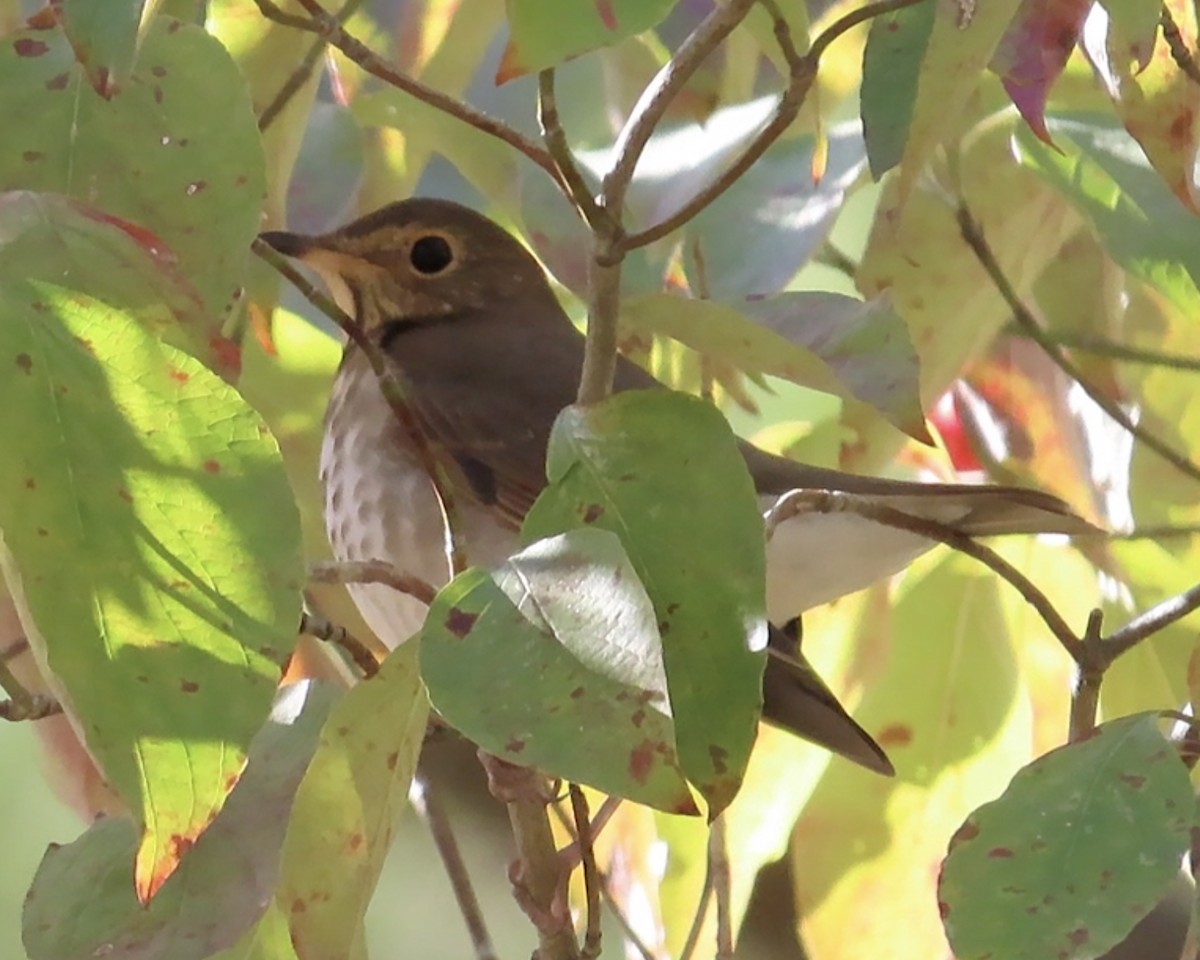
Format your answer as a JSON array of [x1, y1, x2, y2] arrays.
[[957, 204, 1200, 487], [1068, 610, 1105, 742], [300, 607, 379, 678], [1006, 325, 1200, 373], [259, 0, 364, 130], [309, 558, 438, 606], [254, 238, 468, 574], [479, 754, 580, 960], [411, 771, 498, 960], [764, 489, 1084, 658], [538, 70, 601, 226], [0, 652, 57, 720], [1161, 5, 1200, 89], [1102, 581, 1200, 660], [252, 0, 560, 185], [622, 0, 930, 250], [710, 817, 733, 960]]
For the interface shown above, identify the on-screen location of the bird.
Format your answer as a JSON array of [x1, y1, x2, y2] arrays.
[[261, 197, 1095, 778]]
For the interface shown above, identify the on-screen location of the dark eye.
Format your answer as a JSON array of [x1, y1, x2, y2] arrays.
[[410, 235, 454, 275]]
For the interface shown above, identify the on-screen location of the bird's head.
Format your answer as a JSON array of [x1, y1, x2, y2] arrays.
[[260, 198, 555, 332]]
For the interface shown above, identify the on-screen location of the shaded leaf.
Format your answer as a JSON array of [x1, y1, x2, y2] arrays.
[[422, 530, 698, 814], [22, 682, 337, 960], [523, 392, 766, 816], [620, 292, 928, 442], [861, 0, 936, 178], [0, 18, 265, 319], [0, 283, 302, 900], [1016, 113, 1200, 316], [278, 643, 428, 958], [681, 121, 867, 300], [939, 713, 1193, 960], [50, 0, 144, 94]]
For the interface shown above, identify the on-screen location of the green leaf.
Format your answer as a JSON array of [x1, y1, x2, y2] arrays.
[[939, 713, 1193, 960], [0, 18, 265, 319], [22, 682, 337, 960], [860, 0, 936, 178], [620, 292, 929, 443], [498, 0, 674, 79], [421, 530, 698, 814], [277, 644, 429, 958], [0, 282, 303, 900], [52, 0, 145, 94], [0, 191, 233, 376], [522, 392, 766, 816], [1018, 113, 1200, 317]]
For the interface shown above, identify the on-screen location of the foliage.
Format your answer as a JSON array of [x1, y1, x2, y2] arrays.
[[1, 1, 1200, 959]]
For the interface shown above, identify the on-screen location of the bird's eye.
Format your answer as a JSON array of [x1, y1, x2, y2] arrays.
[[410, 235, 455, 275]]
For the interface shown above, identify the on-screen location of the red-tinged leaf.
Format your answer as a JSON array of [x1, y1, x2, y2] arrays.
[[990, 0, 1092, 143], [1096, 0, 1160, 73], [499, 0, 674, 80], [1084, 0, 1200, 212]]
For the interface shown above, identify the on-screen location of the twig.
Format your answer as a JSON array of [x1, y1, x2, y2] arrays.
[[1161, 5, 1200, 89], [764, 489, 1084, 657], [309, 558, 438, 605], [300, 608, 379, 678], [622, 0, 929, 250], [0, 653, 47, 719], [259, 0, 364, 130], [576, 253, 624, 405], [569, 786, 603, 959], [1102, 581, 1200, 660], [252, 0, 561, 186], [957, 204, 1200, 487], [538, 70, 601, 226], [758, 0, 805, 70], [1005, 325, 1200, 373], [0, 694, 61, 721], [710, 817, 733, 960], [411, 770, 498, 960], [602, 0, 758, 218], [1068, 610, 1104, 742], [254, 237, 468, 574], [480, 754, 580, 960]]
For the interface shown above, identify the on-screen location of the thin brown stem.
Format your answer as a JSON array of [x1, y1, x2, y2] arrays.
[[259, 0, 364, 130], [1006, 325, 1200, 373], [569, 786, 603, 959], [309, 559, 438, 606], [1102, 582, 1200, 660], [576, 252, 623, 405], [957, 204, 1200, 487], [757, 0, 804, 70], [252, 0, 560, 185], [679, 847, 716, 960], [623, 0, 929, 250], [0, 694, 61, 721], [300, 608, 380, 678], [412, 770, 498, 960], [254, 237, 468, 574], [1161, 5, 1200, 89], [0, 653, 41, 718], [764, 490, 1084, 658], [538, 70, 601, 226]]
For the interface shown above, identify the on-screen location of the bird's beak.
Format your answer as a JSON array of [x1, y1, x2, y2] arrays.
[[258, 229, 315, 258]]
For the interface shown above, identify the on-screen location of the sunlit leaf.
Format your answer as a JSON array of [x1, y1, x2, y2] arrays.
[[0, 17, 265, 320], [0, 283, 302, 900], [939, 713, 1192, 960]]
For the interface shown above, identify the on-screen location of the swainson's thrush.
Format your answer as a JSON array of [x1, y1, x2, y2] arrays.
[[262, 198, 1093, 777]]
